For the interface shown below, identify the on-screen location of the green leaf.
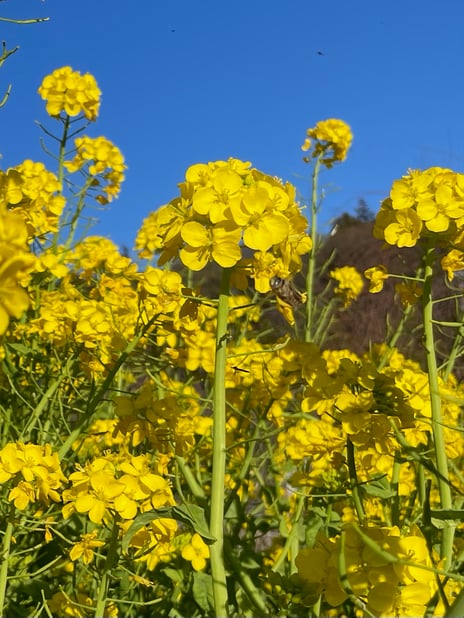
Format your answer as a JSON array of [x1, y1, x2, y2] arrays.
[[363, 475, 395, 499], [5, 342, 34, 356], [430, 508, 464, 521], [122, 508, 173, 551], [172, 504, 216, 543], [192, 571, 214, 613], [122, 504, 216, 552], [162, 567, 183, 583], [431, 509, 464, 528]]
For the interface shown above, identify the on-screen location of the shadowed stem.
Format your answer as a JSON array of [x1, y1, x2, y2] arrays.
[[0, 508, 14, 616], [305, 155, 322, 343], [209, 268, 231, 617], [422, 243, 455, 568]]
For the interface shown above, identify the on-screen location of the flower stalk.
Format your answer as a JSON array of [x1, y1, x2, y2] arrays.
[[94, 518, 120, 618], [209, 267, 231, 617], [422, 243, 455, 568], [0, 509, 14, 616], [304, 155, 322, 343]]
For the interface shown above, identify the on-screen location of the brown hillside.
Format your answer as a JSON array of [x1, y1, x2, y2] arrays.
[[317, 221, 463, 372]]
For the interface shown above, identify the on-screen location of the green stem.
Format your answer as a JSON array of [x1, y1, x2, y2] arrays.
[[209, 268, 231, 618], [58, 314, 158, 459], [271, 493, 306, 573], [346, 437, 365, 524], [422, 243, 454, 568], [0, 508, 15, 616], [94, 519, 120, 617], [20, 356, 74, 440], [52, 115, 71, 250], [224, 538, 268, 615], [377, 303, 413, 371], [442, 323, 464, 382], [175, 456, 205, 500], [305, 155, 322, 343]]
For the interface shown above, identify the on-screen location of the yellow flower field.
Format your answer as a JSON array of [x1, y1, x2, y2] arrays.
[[1, 64, 464, 618]]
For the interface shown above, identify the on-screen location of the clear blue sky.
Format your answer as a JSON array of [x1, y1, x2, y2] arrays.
[[2, 0, 464, 250]]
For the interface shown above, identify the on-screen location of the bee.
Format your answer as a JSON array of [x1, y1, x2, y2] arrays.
[[269, 276, 305, 307]]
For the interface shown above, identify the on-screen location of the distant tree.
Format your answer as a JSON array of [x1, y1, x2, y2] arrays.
[[355, 198, 375, 222], [329, 198, 375, 234]]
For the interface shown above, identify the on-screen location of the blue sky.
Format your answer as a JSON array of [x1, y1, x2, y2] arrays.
[[2, 0, 464, 250]]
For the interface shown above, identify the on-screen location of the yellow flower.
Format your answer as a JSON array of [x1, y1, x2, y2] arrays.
[[181, 533, 210, 571], [8, 481, 35, 510], [302, 119, 353, 167], [364, 265, 389, 293], [64, 136, 126, 203], [135, 158, 311, 284], [38, 66, 101, 120], [441, 248, 464, 281], [329, 266, 364, 306], [47, 592, 95, 618], [0, 204, 35, 334], [395, 281, 422, 306], [180, 220, 242, 270], [383, 208, 422, 247], [375, 167, 464, 247], [65, 464, 125, 524], [69, 531, 105, 564]]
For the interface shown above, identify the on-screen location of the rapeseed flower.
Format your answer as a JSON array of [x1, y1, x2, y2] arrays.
[[181, 533, 210, 571], [69, 531, 105, 564], [0, 442, 65, 509], [329, 266, 364, 307], [364, 265, 389, 293], [2, 161, 65, 238], [64, 136, 126, 203], [302, 119, 353, 167], [374, 166, 464, 252], [135, 158, 312, 292], [38, 66, 101, 120]]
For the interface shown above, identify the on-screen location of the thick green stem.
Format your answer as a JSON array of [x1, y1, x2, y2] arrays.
[[346, 437, 365, 524], [0, 509, 14, 616], [305, 156, 322, 343], [209, 268, 231, 617], [94, 519, 120, 617], [422, 244, 454, 568]]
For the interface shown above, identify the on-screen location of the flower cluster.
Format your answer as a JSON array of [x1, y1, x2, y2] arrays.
[[374, 167, 464, 246], [0, 442, 66, 509], [296, 524, 437, 616], [329, 266, 364, 307], [1, 160, 66, 238], [0, 203, 35, 334], [64, 136, 126, 203], [301, 119, 353, 167], [19, 237, 141, 377], [135, 158, 312, 292], [38, 66, 101, 120], [62, 452, 176, 524], [371, 166, 464, 279], [276, 345, 464, 501], [113, 376, 212, 455]]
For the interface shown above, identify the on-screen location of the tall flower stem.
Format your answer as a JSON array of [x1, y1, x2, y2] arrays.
[[422, 243, 455, 568], [94, 518, 120, 618], [209, 268, 231, 617], [0, 508, 14, 616], [304, 155, 322, 343]]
